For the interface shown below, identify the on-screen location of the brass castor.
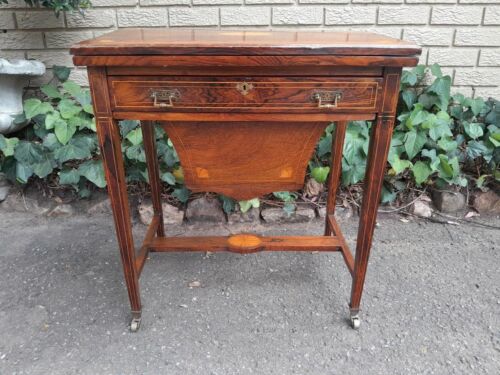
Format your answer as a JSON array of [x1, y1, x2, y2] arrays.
[[130, 317, 141, 332]]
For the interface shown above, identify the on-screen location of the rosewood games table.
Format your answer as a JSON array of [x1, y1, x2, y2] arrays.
[[71, 29, 421, 332]]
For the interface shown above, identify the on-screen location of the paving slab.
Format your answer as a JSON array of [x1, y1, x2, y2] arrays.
[[0, 210, 499, 375]]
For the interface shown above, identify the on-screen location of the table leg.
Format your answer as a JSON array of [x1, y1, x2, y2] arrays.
[[96, 117, 142, 330], [142, 121, 165, 238], [325, 121, 347, 236], [349, 115, 395, 328]]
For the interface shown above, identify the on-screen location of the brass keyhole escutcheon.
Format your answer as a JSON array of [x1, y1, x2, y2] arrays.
[[236, 81, 254, 96]]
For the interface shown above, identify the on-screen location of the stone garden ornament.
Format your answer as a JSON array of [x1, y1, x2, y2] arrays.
[[0, 58, 45, 134]]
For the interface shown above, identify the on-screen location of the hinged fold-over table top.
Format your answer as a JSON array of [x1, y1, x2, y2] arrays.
[[70, 28, 421, 57]]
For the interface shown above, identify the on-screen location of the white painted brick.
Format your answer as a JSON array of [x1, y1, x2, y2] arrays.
[[140, 0, 189, 5], [403, 28, 454, 46], [431, 6, 483, 25], [92, 0, 138, 6], [117, 8, 167, 27], [169, 7, 219, 26], [45, 30, 94, 48], [246, 0, 293, 3], [352, 0, 402, 3], [93, 29, 118, 38], [68, 68, 89, 86], [428, 48, 478, 66], [420, 66, 454, 85], [27, 50, 74, 67], [478, 49, 500, 66], [455, 28, 500, 46], [454, 68, 500, 86], [325, 6, 377, 25], [1, 31, 44, 49], [348, 26, 402, 39], [66, 9, 116, 28], [407, 0, 456, 3], [451, 86, 474, 98], [221, 7, 270, 25], [474, 86, 500, 99], [194, 0, 241, 4], [459, 0, 500, 3], [484, 6, 500, 25], [378, 6, 430, 25], [272, 6, 323, 25], [0, 50, 25, 59], [0, 11, 15, 29], [15, 11, 65, 29], [300, 0, 349, 4]]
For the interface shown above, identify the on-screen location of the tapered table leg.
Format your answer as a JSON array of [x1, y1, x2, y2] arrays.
[[325, 121, 347, 236], [96, 117, 142, 330], [142, 121, 165, 238], [349, 115, 395, 328]]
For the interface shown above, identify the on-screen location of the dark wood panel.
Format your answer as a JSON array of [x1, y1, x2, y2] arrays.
[[106, 65, 384, 77], [149, 235, 342, 253], [71, 28, 421, 57], [108, 76, 382, 112], [162, 121, 326, 200], [113, 112, 376, 122], [74, 55, 418, 68]]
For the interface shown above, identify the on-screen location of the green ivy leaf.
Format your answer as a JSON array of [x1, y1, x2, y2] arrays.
[[470, 98, 485, 116], [41, 84, 63, 99], [430, 63, 443, 78], [311, 166, 330, 183], [16, 163, 33, 184], [45, 111, 61, 130], [437, 137, 458, 152], [219, 195, 235, 214], [62, 81, 82, 98], [172, 187, 190, 203], [273, 191, 297, 202], [53, 65, 71, 82], [119, 120, 139, 137], [14, 141, 44, 166], [412, 161, 432, 185], [42, 133, 61, 151], [404, 130, 427, 159], [126, 128, 143, 146], [33, 154, 54, 178], [54, 135, 94, 163], [239, 198, 260, 213], [464, 122, 484, 140], [58, 99, 82, 119], [78, 160, 106, 188], [59, 168, 81, 185], [317, 134, 332, 157], [24, 98, 53, 119], [390, 155, 413, 174], [160, 171, 176, 185], [0, 135, 19, 157], [125, 144, 146, 162], [54, 118, 76, 145], [402, 89, 416, 110]]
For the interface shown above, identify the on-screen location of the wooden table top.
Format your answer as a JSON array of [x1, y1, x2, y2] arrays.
[[70, 28, 421, 57]]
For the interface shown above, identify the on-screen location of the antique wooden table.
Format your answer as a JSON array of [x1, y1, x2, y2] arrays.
[[71, 28, 420, 332]]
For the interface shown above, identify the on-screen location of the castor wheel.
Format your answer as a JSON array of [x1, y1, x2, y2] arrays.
[[130, 317, 141, 332], [350, 315, 361, 330]]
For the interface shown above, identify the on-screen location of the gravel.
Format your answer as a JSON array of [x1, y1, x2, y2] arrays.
[[0, 210, 499, 375]]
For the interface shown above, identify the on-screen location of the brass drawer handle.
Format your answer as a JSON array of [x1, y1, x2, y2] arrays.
[[150, 89, 181, 108], [312, 91, 343, 108]]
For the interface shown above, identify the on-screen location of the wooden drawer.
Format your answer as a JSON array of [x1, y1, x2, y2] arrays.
[[108, 76, 382, 112]]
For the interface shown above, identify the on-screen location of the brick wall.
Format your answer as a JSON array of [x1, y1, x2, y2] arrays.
[[1, 0, 499, 98]]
